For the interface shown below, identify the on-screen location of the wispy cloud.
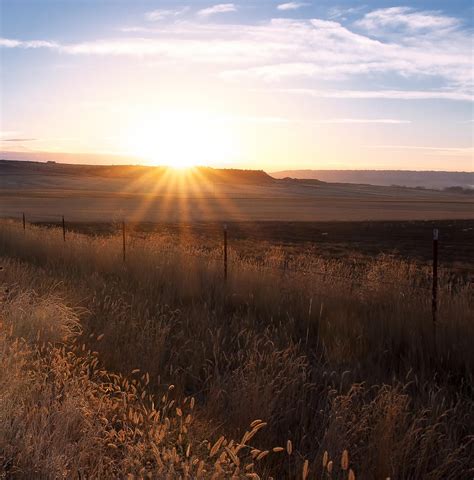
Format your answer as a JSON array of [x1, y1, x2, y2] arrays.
[[222, 116, 409, 125], [0, 8, 471, 102], [316, 118, 410, 124], [0, 138, 37, 142], [367, 145, 474, 156], [197, 3, 237, 17], [355, 7, 460, 34], [328, 6, 366, 20], [145, 7, 189, 22], [0, 38, 57, 48], [278, 89, 473, 102], [277, 2, 309, 11]]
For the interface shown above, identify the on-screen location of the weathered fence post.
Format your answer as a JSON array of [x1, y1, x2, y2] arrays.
[[62, 215, 66, 242], [22, 213, 26, 231], [432, 228, 438, 326], [122, 221, 126, 262], [223, 224, 228, 281]]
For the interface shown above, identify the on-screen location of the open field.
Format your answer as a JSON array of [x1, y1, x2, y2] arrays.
[[1, 160, 474, 222], [3, 0, 473, 476], [1, 161, 473, 479], [1, 220, 473, 479]]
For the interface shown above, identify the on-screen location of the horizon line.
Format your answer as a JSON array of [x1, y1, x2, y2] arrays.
[[1, 158, 472, 175]]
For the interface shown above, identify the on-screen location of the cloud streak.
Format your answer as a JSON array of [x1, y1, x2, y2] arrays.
[[367, 145, 474, 156], [0, 138, 37, 142], [278, 89, 473, 102], [316, 118, 411, 124], [355, 7, 460, 34], [277, 2, 309, 11], [145, 8, 189, 21], [0, 38, 58, 48], [0, 7, 471, 102], [197, 3, 237, 17], [328, 6, 366, 20]]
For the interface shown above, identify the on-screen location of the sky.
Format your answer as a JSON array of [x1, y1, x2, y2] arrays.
[[0, 0, 473, 171]]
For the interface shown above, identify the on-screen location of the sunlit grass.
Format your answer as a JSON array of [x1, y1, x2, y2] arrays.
[[0, 221, 472, 478]]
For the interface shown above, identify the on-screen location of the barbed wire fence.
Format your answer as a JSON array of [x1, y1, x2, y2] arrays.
[[3, 212, 473, 327]]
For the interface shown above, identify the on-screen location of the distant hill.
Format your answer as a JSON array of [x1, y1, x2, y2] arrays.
[[0, 160, 275, 185], [271, 170, 474, 190]]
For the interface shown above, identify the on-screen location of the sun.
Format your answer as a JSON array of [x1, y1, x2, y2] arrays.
[[123, 110, 238, 169]]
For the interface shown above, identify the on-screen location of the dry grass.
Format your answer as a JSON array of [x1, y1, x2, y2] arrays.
[[0, 289, 291, 479], [0, 220, 473, 479]]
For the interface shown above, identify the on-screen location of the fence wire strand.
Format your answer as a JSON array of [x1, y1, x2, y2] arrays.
[[1, 217, 471, 297]]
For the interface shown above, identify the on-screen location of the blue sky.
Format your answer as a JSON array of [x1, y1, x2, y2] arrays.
[[0, 0, 473, 170]]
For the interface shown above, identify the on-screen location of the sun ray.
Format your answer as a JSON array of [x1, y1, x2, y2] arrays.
[[126, 170, 165, 222]]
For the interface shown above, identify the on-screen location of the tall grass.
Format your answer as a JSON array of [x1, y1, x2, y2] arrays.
[[0, 287, 287, 478], [0, 220, 473, 479]]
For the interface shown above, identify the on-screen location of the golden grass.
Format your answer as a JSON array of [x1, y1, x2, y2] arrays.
[[0, 289, 288, 478], [0, 220, 473, 479]]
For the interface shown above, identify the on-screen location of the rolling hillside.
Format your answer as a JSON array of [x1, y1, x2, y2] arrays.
[[271, 169, 474, 190]]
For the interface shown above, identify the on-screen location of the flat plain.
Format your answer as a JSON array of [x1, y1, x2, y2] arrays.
[[1, 160, 473, 222]]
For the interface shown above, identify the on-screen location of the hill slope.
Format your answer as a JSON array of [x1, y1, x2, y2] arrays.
[[271, 170, 474, 190], [0, 160, 274, 185]]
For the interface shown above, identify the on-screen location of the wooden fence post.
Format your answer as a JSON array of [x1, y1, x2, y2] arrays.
[[122, 221, 126, 262], [62, 216, 66, 242], [432, 228, 438, 326], [223, 224, 228, 281]]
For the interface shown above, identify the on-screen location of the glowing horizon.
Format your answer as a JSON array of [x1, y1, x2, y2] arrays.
[[0, 1, 473, 172]]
